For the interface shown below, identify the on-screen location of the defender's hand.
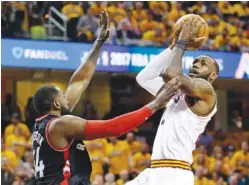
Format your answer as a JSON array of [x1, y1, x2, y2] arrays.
[[154, 77, 181, 109], [97, 10, 110, 42]]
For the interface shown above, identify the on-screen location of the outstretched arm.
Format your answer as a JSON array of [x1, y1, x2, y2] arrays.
[[136, 42, 176, 96], [161, 18, 214, 101], [48, 78, 181, 143], [65, 10, 110, 111]]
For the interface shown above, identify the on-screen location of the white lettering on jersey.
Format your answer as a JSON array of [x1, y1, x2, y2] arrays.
[[76, 143, 85, 151], [32, 131, 44, 146]]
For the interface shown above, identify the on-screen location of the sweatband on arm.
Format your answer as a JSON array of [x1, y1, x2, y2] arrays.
[[136, 48, 172, 96], [176, 40, 188, 50], [84, 106, 153, 140]]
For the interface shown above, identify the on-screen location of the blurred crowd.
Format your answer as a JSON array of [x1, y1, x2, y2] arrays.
[[1, 1, 249, 52], [1, 93, 249, 185]]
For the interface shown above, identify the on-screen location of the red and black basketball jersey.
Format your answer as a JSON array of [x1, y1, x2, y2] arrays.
[[32, 114, 92, 185]]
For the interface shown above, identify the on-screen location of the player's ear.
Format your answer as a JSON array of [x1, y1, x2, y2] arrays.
[[209, 72, 217, 83], [53, 100, 61, 110]]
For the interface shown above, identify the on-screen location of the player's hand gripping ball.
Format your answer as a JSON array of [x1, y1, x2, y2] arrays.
[[174, 14, 209, 50]]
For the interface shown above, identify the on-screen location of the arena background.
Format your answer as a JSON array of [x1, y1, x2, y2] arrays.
[[1, 1, 249, 185]]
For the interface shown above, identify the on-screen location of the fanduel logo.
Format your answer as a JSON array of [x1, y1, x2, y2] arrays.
[[12, 47, 24, 59], [12, 47, 68, 61]]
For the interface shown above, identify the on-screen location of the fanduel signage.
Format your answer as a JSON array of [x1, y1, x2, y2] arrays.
[[2, 38, 248, 79]]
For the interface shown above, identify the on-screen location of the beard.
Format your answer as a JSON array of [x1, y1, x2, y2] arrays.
[[191, 71, 210, 81], [198, 74, 210, 81], [60, 106, 72, 115]]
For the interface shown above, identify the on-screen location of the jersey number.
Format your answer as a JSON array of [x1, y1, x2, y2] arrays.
[[33, 147, 45, 178]]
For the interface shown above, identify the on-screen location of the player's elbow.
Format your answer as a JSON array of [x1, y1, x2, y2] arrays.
[[161, 69, 182, 82], [136, 73, 145, 88]]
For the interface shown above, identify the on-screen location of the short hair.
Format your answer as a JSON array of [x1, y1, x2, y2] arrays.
[[33, 85, 59, 115], [202, 55, 220, 75]]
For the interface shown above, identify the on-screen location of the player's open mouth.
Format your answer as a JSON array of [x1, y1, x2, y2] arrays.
[[189, 69, 198, 76]]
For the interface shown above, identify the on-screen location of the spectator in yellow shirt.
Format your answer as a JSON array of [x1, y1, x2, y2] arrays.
[[142, 27, 167, 46], [189, 2, 207, 14], [167, 2, 185, 26], [90, 2, 106, 17], [209, 172, 227, 185], [243, 25, 249, 39], [1, 139, 18, 172], [233, 2, 249, 17], [193, 145, 210, 170], [202, 8, 220, 23], [94, 138, 108, 156], [223, 145, 235, 176], [148, 1, 168, 21], [132, 142, 151, 173], [213, 29, 230, 50], [231, 140, 249, 175], [86, 141, 105, 180], [61, 2, 83, 20], [226, 22, 238, 36], [126, 10, 139, 33], [139, 11, 158, 33], [126, 132, 141, 155], [149, 1, 168, 15], [107, 2, 127, 23], [106, 137, 132, 175], [217, 2, 234, 14], [116, 170, 129, 185], [209, 148, 225, 173], [216, 20, 227, 35], [193, 152, 210, 173], [5, 126, 27, 158], [132, 2, 147, 22], [237, 29, 249, 49], [194, 166, 210, 185], [11, 2, 29, 33], [229, 30, 243, 52], [4, 113, 31, 140]]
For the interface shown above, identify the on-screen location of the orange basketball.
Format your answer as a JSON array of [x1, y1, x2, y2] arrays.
[[174, 14, 209, 50]]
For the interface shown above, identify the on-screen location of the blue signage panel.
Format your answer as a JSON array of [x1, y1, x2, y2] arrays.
[[1, 39, 249, 79]]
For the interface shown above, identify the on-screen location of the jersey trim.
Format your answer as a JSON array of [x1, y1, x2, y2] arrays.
[[45, 117, 74, 152], [60, 149, 71, 185], [150, 159, 191, 171], [60, 178, 68, 185], [35, 114, 49, 122]]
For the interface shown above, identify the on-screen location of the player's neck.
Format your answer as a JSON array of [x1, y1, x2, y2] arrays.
[[48, 110, 61, 117]]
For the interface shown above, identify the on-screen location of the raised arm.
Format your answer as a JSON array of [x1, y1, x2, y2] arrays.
[[65, 10, 110, 111], [136, 41, 176, 96], [161, 17, 214, 101], [47, 78, 181, 146]]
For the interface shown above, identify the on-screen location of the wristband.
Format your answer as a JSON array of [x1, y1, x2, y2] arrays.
[[176, 40, 188, 50]]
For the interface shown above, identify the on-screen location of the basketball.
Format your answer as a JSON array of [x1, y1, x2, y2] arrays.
[[174, 14, 209, 50]]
